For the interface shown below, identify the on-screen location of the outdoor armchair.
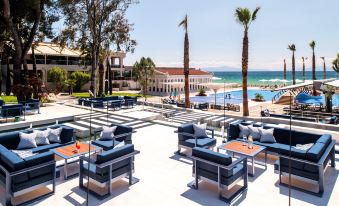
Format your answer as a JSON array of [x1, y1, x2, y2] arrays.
[[188, 147, 248, 203], [175, 123, 216, 155], [79, 144, 140, 198]]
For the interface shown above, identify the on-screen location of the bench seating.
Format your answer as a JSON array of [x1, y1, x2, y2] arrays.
[[188, 147, 247, 203], [228, 120, 336, 196], [0, 125, 75, 205]]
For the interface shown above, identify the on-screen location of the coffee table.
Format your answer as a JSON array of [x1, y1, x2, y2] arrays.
[[53, 143, 101, 180], [217, 140, 267, 176]]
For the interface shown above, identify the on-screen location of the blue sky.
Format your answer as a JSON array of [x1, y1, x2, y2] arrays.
[[124, 0, 339, 71]]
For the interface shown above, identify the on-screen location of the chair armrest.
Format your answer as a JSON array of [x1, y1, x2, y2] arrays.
[[175, 131, 196, 138], [79, 156, 97, 164], [279, 155, 322, 166], [0, 160, 56, 177], [206, 127, 214, 138], [114, 132, 134, 139], [96, 150, 140, 168], [191, 155, 246, 171], [317, 140, 335, 165]]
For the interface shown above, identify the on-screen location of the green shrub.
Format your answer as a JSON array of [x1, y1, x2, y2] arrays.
[[197, 88, 207, 96], [70, 71, 91, 92], [47, 67, 67, 92], [254, 93, 264, 101]]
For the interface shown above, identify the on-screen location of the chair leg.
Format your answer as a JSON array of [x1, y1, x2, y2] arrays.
[[5, 175, 12, 206], [331, 146, 336, 168], [318, 166, 324, 195]]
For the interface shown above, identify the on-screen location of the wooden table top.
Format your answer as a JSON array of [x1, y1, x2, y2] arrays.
[[54, 143, 98, 159], [219, 141, 265, 156]]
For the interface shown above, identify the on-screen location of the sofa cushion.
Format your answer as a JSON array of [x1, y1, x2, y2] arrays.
[[248, 125, 261, 140], [259, 128, 276, 143], [293, 130, 320, 145], [279, 147, 308, 159], [254, 142, 284, 153], [24, 151, 55, 179], [178, 124, 195, 141], [183, 138, 216, 149], [0, 131, 21, 150], [92, 140, 122, 151], [34, 129, 50, 145], [1, 151, 26, 172], [193, 123, 208, 138], [48, 127, 62, 143], [96, 144, 134, 164], [192, 147, 232, 166], [31, 143, 62, 153], [306, 142, 327, 162], [316, 134, 331, 146], [272, 128, 292, 145], [238, 124, 251, 138], [17, 132, 38, 150], [99, 126, 117, 140]]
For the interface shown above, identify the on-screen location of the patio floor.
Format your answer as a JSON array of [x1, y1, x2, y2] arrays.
[[0, 110, 339, 206]]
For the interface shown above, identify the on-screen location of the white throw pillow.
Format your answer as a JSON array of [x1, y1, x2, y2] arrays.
[[34, 129, 51, 145], [294, 143, 314, 151], [100, 126, 117, 140], [259, 128, 276, 143], [238, 124, 251, 138], [17, 132, 38, 149], [48, 127, 63, 143], [193, 123, 208, 137], [248, 125, 262, 140]]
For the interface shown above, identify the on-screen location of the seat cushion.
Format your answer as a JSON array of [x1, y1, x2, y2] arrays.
[[254, 142, 284, 153], [183, 138, 216, 149], [92, 140, 122, 151], [306, 142, 327, 162], [193, 147, 232, 166], [95, 144, 134, 164], [31, 143, 62, 153]]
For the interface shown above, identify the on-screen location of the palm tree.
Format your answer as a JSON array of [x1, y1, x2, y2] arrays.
[[309, 40, 317, 95], [332, 53, 339, 77], [301, 57, 307, 81], [320, 57, 326, 79], [179, 15, 190, 108], [283, 59, 287, 80], [132, 57, 156, 102], [235, 7, 260, 117], [288, 44, 296, 85]]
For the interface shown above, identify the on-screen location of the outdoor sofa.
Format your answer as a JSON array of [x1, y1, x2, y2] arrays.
[[78, 96, 137, 108], [0, 104, 24, 119], [79, 144, 140, 198], [93, 124, 134, 151], [0, 125, 75, 205], [175, 123, 216, 155], [228, 120, 336, 196], [189, 147, 248, 203]]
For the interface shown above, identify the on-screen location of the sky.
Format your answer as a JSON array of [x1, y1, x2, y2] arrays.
[[123, 0, 339, 71]]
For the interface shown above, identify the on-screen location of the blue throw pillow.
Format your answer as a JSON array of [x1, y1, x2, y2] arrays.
[[259, 128, 276, 143], [193, 123, 208, 137], [248, 125, 261, 140], [239, 124, 251, 138]]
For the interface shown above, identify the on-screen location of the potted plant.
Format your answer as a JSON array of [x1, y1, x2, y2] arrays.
[[253, 93, 265, 102], [196, 88, 207, 96]]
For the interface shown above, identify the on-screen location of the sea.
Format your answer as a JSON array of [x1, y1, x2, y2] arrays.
[[210, 70, 338, 84]]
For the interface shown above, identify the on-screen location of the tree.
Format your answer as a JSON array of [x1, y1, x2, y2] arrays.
[[132, 57, 155, 101], [1, 0, 59, 86], [179, 15, 190, 108], [309, 40, 317, 95], [70, 71, 91, 92], [47, 66, 67, 92], [332, 53, 339, 77], [288, 44, 296, 85], [320, 57, 326, 79], [56, 0, 136, 97], [235, 7, 260, 117], [302, 57, 307, 81], [283, 59, 286, 80]]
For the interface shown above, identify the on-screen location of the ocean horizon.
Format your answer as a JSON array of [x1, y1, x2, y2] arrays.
[[210, 70, 338, 84]]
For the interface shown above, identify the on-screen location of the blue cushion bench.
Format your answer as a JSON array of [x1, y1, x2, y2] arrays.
[[0, 125, 75, 205], [228, 120, 336, 196]]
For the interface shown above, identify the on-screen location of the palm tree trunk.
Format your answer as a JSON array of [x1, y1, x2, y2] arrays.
[[283, 59, 286, 80], [242, 30, 249, 116], [312, 50, 316, 95], [184, 32, 190, 108], [323, 62, 326, 79], [302, 61, 305, 81], [292, 52, 295, 85]]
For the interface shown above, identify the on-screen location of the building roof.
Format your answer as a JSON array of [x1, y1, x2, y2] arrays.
[[155, 67, 211, 76], [27, 42, 82, 57]]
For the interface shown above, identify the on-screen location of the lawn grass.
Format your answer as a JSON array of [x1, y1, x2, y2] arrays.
[[71, 92, 149, 98], [0, 95, 18, 103]]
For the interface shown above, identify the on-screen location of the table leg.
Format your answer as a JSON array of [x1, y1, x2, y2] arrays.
[[64, 159, 68, 180], [265, 150, 267, 169], [251, 156, 255, 176]]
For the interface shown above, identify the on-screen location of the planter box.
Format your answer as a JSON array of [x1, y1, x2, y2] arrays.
[[121, 86, 129, 91], [113, 88, 120, 91]]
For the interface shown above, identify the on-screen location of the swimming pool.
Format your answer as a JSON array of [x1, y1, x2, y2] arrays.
[[190, 89, 279, 105], [295, 93, 339, 106]]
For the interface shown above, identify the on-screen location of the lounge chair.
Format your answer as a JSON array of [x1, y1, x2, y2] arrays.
[[79, 144, 140, 198], [188, 147, 248, 203], [175, 123, 216, 155]]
